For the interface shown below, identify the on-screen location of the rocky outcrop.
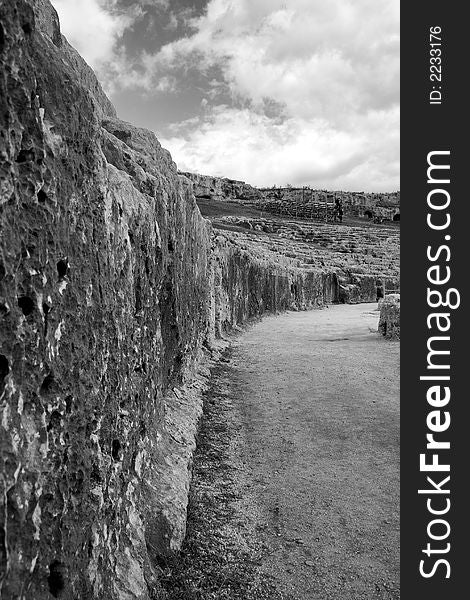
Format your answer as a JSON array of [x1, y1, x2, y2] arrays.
[[378, 295, 400, 339], [179, 171, 262, 203], [0, 2, 345, 599], [0, 2, 211, 597]]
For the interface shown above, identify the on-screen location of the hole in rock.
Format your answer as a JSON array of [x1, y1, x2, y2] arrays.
[[40, 373, 54, 395], [112, 439, 122, 461], [0, 262, 5, 281], [16, 149, 34, 163], [65, 395, 73, 413], [134, 276, 143, 314], [18, 295, 35, 316], [0, 355, 9, 389], [393, 213, 400, 222], [57, 259, 68, 279], [47, 410, 62, 431], [43, 302, 51, 336], [48, 561, 65, 597], [167, 238, 174, 252], [154, 554, 169, 571], [37, 188, 48, 202]]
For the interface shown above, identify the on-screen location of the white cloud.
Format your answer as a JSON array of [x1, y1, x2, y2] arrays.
[[161, 105, 399, 191], [156, 0, 400, 190], [51, 0, 167, 93], [51, 0, 132, 68], [157, 0, 399, 116], [51, 0, 182, 93], [52, 0, 400, 190]]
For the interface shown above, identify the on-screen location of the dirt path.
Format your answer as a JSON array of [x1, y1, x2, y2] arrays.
[[163, 303, 399, 600], [228, 303, 399, 599]]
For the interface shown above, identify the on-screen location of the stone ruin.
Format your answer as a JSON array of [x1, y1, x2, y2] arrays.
[[181, 171, 400, 223]]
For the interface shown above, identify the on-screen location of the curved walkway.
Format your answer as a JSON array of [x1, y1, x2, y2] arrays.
[[229, 303, 400, 599]]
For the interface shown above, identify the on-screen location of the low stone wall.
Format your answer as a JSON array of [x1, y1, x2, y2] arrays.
[[378, 295, 401, 339], [210, 232, 337, 337]]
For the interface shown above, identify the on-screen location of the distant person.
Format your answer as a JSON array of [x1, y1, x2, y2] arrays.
[[376, 279, 385, 301], [334, 198, 343, 222]]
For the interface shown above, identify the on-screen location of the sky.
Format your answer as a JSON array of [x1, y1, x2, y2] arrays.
[[51, 0, 400, 191]]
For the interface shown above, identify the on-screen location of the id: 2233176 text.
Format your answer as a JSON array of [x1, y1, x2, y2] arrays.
[[429, 26, 443, 105]]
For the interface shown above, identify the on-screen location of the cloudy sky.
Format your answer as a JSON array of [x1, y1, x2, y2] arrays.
[[51, 0, 399, 191]]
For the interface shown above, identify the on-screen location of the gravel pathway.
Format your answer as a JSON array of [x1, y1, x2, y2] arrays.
[[163, 303, 399, 600]]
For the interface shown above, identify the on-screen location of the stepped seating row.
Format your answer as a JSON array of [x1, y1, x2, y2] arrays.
[[212, 216, 400, 287]]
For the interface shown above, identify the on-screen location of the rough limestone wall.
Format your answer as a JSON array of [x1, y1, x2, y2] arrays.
[[378, 295, 401, 339], [337, 274, 375, 304], [0, 2, 342, 599], [0, 2, 212, 598]]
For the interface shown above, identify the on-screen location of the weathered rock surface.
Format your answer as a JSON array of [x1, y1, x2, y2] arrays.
[[378, 294, 401, 339], [179, 171, 262, 204], [0, 2, 354, 598], [0, 2, 209, 597]]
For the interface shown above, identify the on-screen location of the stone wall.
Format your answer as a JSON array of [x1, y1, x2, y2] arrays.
[[210, 233, 338, 339], [0, 3, 344, 598], [378, 295, 401, 339]]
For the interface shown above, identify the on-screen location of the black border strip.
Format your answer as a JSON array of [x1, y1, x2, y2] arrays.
[[401, 2, 467, 597]]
